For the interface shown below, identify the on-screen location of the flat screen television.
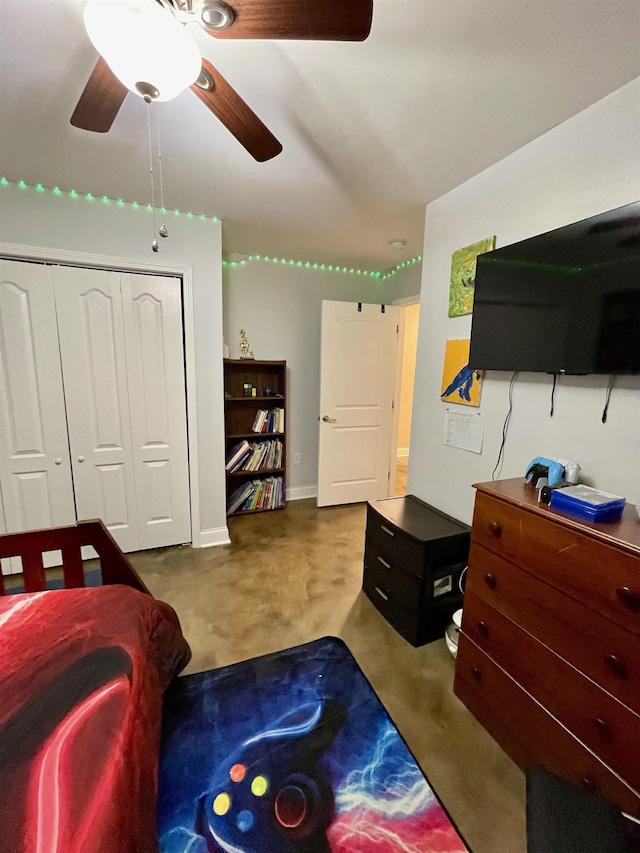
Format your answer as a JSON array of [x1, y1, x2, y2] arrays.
[[468, 201, 640, 375]]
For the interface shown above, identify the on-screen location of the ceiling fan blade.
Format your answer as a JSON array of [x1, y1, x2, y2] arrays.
[[207, 0, 373, 41], [70, 57, 128, 133], [191, 61, 282, 161]]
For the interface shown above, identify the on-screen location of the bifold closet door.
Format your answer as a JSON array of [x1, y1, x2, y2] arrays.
[[0, 260, 77, 539], [120, 273, 191, 550], [53, 266, 191, 552], [53, 266, 141, 552]]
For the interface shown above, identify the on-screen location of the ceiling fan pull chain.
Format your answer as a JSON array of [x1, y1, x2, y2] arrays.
[[146, 101, 159, 252], [155, 102, 168, 239]]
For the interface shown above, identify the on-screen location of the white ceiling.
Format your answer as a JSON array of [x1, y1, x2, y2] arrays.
[[1, 0, 639, 269]]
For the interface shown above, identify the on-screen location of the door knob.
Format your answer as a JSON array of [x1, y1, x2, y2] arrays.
[[322, 415, 337, 423], [54, 458, 62, 465], [78, 456, 85, 462]]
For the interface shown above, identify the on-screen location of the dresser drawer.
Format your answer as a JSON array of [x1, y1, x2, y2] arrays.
[[366, 505, 426, 577], [454, 635, 640, 817], [364, 539, 421, 611], [462, 591, 640, 791], [466, 543, 640, 714], [472, 492, 640, 636]]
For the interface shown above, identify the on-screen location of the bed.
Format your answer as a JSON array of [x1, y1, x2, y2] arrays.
[[0, 519, 191, 853]]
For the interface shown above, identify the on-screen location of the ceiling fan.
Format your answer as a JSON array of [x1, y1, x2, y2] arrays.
[[70, 0, 374, 162]]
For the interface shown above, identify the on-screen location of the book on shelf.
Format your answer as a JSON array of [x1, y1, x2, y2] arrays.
[[225, 440, 251, 472], [251, 409, 268, 432], [228, 439, 284, 474], [226, 481, 255, 515], [226, 476, 286, 515], [250, 407, 285, 434]]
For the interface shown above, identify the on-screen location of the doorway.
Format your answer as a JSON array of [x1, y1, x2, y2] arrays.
[[394, 301, 420, 496]]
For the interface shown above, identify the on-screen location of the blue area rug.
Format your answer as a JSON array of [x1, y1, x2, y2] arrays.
[[158, 636, 469, 853]]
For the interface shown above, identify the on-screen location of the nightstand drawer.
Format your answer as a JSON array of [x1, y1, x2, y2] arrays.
[[465, 543, 640, 714], [364, 539, 421, 611], [472, 492, 640, 636], [362, 571, 420, 644], [366, 505, 425, 578], [454, 635, 640, 817], [462, 591, 640, 790]]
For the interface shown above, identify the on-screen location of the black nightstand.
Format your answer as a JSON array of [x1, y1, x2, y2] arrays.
[[363, 494, 470, 646]]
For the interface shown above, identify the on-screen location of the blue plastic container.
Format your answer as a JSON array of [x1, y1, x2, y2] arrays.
[[550, 485, 626, 523]]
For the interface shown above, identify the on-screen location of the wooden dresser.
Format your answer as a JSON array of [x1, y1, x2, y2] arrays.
[[454, 478, 640, 816]]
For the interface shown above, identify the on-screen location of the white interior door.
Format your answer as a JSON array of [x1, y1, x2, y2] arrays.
[[121, 273, 191, 549], [317, 300, 399, 507], [0, 260, 77, 573], [53, 266, 141, 552]]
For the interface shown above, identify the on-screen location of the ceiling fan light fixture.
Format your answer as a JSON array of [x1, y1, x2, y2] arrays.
[[198, 0, 235, 30], [83, 0, 202, 102]]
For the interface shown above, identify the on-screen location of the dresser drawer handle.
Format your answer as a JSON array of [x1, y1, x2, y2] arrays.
[[488, 521, 502, 537], [484, 573, 497, 590], [593, 717, 611, 737], [375, 586, 389, 601], [477, 621, 489, 638], [615, 586, 640, 611], [581, 777, 596, 792], [604, 654, 627, 679], [471, 666, 482, 682], [380, 525, 395, 537], [377, 556, 391, 569]]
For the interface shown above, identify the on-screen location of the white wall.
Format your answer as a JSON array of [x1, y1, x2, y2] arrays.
[[223, 262, 399, 497], [409, 78, 640, 525], [0, 184, 228, 544]]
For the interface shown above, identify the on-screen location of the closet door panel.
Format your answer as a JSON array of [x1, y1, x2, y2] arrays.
[[121, 274, 190, 549], [0, 260, 76, 547], [53, 266, 140, 552]]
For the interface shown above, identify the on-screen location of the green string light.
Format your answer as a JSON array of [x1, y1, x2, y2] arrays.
[[0, 178, 219, 223], [2, 178, 419, 279], [220, 252, 422, 280]]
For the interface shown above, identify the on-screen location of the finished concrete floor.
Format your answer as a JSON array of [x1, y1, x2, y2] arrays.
[[130, 498, 527, 853]]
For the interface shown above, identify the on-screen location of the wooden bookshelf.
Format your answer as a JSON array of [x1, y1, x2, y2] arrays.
[[223, 359, 287, 516]]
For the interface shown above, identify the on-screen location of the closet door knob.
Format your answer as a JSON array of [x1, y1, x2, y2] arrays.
[[78, 456, 85, 462], [54, 458, 62, 465]]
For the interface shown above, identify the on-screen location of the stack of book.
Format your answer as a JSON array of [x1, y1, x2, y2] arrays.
[[226, 476, 286, 515], [251, 407, 285, 433], [225, 439, 283, 473]]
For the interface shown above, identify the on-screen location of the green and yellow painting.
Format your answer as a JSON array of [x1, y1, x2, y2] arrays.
[[448, 236, 496, 318]]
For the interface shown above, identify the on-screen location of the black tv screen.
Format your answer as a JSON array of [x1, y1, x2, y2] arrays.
[[468, 201, 640, 375]]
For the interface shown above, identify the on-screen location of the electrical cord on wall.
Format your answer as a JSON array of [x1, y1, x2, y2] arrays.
[[492, 371, 518, 480], [550, 373, 557, 417], [602, 375, 615, 423]]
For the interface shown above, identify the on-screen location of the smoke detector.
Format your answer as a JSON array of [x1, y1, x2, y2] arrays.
[[388, 239, 407, 250]]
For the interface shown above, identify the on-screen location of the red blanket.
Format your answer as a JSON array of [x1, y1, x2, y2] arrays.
[[0, 585, 191, 853]]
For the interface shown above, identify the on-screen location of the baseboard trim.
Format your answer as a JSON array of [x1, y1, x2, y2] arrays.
[[193, 526, 231, 548], [287, 485, 318, 501], [397, 447, 410, 458]]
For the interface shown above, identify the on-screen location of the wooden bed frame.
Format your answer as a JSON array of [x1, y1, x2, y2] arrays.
[[0, 519, 149, 597]]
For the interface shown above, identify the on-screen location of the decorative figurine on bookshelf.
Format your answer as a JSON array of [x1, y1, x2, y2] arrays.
[[239, 329, 254, 359]]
